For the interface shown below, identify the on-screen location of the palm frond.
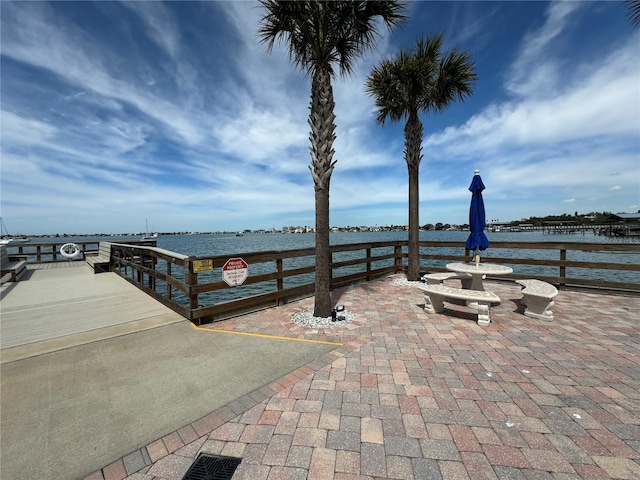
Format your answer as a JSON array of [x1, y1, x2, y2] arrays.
[[627, 0, 640, 27], [258, 1, 406, 78], [366, 33, 476, 124]]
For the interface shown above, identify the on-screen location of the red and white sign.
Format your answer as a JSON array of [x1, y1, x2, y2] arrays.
[[222, 257, 248, 286]]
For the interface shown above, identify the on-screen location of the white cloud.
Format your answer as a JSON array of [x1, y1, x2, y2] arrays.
[[506, 1, 585, 97], [1, 110, 57, 146], [212, 104, 308, 166], [1, 2, 207, 145], [122, 2, 181, 59], [426, 34, 639, 155]]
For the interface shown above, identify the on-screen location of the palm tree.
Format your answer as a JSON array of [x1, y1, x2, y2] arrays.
[[258, 1, 405, 317], [366, 34, 476, 281]]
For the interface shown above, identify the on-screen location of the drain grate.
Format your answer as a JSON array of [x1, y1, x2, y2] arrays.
[[182, 454, 242, 480]]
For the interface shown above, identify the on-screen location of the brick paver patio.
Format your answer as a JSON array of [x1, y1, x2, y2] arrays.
[[88, 275, 640, 480]]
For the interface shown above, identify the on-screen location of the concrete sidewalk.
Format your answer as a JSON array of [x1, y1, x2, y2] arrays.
[[0, 265, 338, 479], [88, 275, 640, 480]]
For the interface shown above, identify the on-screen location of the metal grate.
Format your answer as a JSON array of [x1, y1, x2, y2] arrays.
[[182, 454, 242, 480]]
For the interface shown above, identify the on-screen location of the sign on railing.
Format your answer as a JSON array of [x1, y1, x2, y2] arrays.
[[222, 257, 248, 286], [192, 259, 213, 273]]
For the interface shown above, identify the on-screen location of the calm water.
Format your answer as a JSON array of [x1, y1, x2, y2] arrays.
[[153, 230, 639, 257]]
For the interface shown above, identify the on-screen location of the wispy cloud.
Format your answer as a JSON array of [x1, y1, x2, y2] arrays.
[[427, 33, 639, 152], [1, 2, 207, 146], [122, 2, 181, 60], [506, 1, 585, 97]]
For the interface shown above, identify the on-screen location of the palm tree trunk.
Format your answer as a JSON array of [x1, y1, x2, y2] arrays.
[[405, 112, 423, 281], [309, 67, 337, 318]]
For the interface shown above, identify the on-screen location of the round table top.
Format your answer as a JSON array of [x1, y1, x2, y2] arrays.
[[446, 262, 513, 275]]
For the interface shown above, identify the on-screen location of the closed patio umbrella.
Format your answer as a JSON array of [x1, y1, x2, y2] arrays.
[[465, 169, 490, 265]]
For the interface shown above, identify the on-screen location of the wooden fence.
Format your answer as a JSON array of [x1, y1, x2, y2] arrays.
[[105, 240, 638, 325], [7, 239, 637, 324], [4, 239, 156, 263], [429, 241, 640, 292]]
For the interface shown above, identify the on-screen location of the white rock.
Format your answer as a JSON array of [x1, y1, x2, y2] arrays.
[[292, 308, 355, 328]]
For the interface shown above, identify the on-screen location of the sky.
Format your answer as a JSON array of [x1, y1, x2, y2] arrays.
[[1, 1, 639, 235]]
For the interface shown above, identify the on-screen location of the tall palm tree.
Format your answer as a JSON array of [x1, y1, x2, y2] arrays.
[[366, 34, 476, 281], [258, 1, 405, 317]]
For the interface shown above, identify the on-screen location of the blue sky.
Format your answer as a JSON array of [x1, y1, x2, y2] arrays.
[[1, 1, 638, 235]]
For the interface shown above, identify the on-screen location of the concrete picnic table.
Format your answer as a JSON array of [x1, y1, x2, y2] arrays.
[[446, 262, 513, 291], [446, 262, 513, 306]]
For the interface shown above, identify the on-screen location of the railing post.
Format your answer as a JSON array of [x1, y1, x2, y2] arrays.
[[394, 244, 403, 274], [366, 247, 372, 281], [185, 256, 200, 325], [112, 247, 119, 274], [329, 249, 334, 289], [136, 251, 143, 283], [166, 262, 172, 300], [559, 248, 566, 290], [276, 258, 284, 306], [150, 256, 156, 290]]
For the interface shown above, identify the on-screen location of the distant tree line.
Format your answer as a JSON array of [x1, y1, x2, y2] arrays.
[[514, 211, 617, 226], [417, 212, 631, 232]]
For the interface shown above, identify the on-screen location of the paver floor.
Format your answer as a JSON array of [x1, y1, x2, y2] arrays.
[[85, 275, 638, 479]]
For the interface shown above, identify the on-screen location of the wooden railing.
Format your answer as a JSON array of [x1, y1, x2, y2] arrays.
[[7, 239, 637, 324], [109, 241, 405, 324], [106, 240, 638, 325], [5, 240, 101, 263], [421, 241, 639, 292], [4, 239, 157, 263]]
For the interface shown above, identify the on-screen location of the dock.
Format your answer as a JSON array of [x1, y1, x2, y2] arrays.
[[1, 263, 639, 480]]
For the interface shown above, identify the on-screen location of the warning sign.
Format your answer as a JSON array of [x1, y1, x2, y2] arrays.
[[192, 259, 213, 273], [222, 257, 248, 286]]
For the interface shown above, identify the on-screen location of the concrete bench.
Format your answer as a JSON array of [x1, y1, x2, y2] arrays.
[[1, 246, 27, 284], [422, 272, 473, 289], [516, 279, 558, 321], [418, 284, 500, 327], [86, 242, 112, 273]]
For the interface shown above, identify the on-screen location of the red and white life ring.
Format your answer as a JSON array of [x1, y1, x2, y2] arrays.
[[60, 243, 81, 259]]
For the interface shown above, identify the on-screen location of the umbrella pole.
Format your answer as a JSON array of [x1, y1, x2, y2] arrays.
[[475, 249, 480, 266]]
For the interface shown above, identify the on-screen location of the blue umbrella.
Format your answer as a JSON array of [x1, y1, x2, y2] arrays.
[[465, 169, 490, 264]]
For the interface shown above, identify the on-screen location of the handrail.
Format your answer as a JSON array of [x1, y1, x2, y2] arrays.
[[5, 240, 101, 263], [4, 239, 157, 263], [104, 240, 638, 325]]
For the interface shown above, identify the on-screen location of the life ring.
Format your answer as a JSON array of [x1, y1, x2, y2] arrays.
[[60, 243, 82, 260]]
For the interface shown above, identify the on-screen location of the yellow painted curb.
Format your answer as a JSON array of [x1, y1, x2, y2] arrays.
[[190, 323, 343, 346]]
